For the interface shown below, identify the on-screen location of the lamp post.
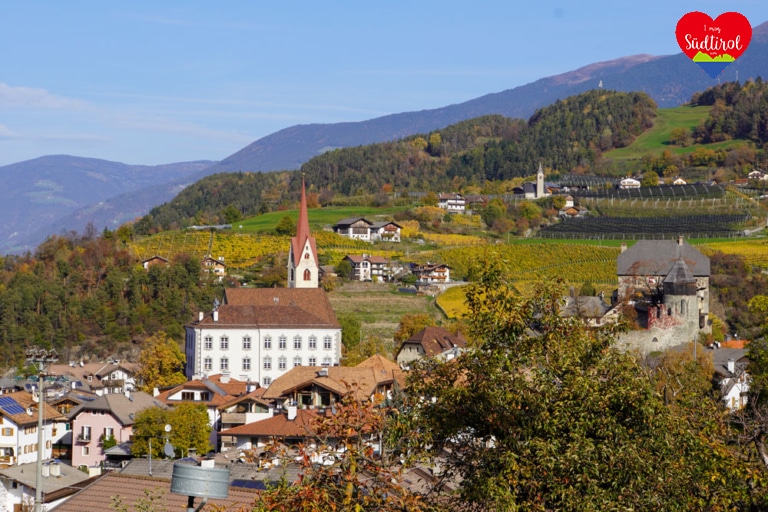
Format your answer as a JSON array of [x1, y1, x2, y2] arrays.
[[25, 347, 58, 512]]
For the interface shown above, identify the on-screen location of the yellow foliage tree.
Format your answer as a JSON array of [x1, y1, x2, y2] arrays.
[[136, 331, 187, 393]]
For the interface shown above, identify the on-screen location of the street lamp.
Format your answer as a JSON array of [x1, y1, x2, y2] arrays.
[[25, 347, 58, 512]]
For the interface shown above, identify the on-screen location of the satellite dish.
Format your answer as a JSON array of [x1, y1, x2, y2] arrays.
[[164, 424, 172, 433], [164, 441, 175, 458], [32, 392, 39, 403]]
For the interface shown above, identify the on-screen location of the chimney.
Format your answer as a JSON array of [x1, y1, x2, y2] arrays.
[[153, 387, 160, 397], [246, 381, 258, 393], [287, 404, 297, 421], [678, 235, 684, 246], [50, 461, 61, 477], [220, 373, 230, 384], [42, 462, 50, 478], [727, 359, 735, 374], [198, 311, 204, 321], [213, 310, 219, 322], [620, 242, 627, 253], [124, 389, 131, 399]]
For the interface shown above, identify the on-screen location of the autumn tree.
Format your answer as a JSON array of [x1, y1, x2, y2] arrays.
[[253, 389, 437, 512], [394, 262, 765, 510], [135, 331, 186, 393], [131, 403, 212, 459], [393, 313, 436, 343]]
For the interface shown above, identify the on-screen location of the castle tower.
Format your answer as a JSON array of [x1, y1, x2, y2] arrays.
[[536, 163, 545, 198], [287, 176, 318, 288]]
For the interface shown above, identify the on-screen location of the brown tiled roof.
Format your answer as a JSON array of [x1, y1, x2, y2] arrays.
[[262, 356, 405, 402], [52, 472, 258, 512], [193, 288, 340, 329], [220, 409, 318, 438], [155, 376, 246, 408], [217, 388, 272, 411], [399, 326, 467, 358], [0, 391, 64, 426]]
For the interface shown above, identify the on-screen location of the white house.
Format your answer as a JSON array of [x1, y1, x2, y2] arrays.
[[437, 193, 466, 213], [619, 178, 641, 189], [0, 391, 63, 466], [711, 348, 749, 411], [332, 217, 374, 242], [412, 263, 451, 284], [370, 221, 402, 242]]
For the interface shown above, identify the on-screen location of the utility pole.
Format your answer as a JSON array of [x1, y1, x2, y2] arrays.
[[26, 348, 58, 512]]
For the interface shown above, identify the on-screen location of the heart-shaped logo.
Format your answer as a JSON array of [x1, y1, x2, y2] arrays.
[[675, 11, 752, 78]]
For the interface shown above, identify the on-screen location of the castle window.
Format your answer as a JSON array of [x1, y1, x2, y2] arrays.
[[293, 357, 302, 367], [279, 335, 287, 349], [220, 357, 229, 371], [308, 335, 317, 350], [242, 357, 251, 371], [323, 336, 332, 350], [278, 357, 287, 370], [243, 336, 251, 350], [220, 336, 229, 350], [263, 357, 272, 370]]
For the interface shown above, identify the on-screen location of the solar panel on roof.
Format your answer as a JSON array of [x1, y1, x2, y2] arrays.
[[0, 396, 26, 415], [230, 479, 269, 490]]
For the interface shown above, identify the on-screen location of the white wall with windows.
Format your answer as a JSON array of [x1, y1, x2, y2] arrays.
[[189, 326, 342, 386]]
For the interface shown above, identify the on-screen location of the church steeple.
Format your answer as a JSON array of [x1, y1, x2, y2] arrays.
[[536, 162, 545, 198], [288, 175, 318, 288]]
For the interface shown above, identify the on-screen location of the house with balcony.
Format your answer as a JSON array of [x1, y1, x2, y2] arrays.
[[0, 392, 63, 467], [437, 193, 467, 213], [70, 391, 164, 474], [342, 254, 392, 282], [711, 347, 750, 411], [370, 221, 402, 242], [203, 256, 227, 279], [261, 355, 405, 410], [412, 263, 451, 284], [154, 374, 248, 448], [332, 217, 374, 242]]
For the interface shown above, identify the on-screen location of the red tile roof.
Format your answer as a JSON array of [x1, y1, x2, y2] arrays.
[[400, 326, 467, 358], [220, 408, 318, 438], [155, 375, 246, 408]]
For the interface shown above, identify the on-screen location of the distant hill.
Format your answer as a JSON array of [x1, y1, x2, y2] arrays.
[[202, 21, 768, 174], [0, 156, 215, 253]]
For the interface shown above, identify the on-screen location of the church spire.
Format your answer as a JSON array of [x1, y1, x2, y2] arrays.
[[288, 175, 318, 288]]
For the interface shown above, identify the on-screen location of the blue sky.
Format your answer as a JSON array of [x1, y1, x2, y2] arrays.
[[1, 1, 766, 167]]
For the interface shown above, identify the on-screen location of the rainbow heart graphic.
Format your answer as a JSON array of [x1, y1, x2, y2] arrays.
[[675, 11, 752, 79]]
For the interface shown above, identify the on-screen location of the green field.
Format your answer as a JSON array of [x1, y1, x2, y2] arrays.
[[605, 105, 746, 160], [236, 206, 409, 233]]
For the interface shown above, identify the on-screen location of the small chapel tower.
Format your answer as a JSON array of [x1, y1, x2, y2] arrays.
[[536, 162, 545, 198], [287, 176, 318, 288]]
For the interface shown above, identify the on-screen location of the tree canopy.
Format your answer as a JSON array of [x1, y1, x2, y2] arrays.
[[393, 263, 765, 510], [135, 331, 186, 393]]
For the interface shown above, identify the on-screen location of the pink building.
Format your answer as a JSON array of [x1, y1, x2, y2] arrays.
[[70, 391, 163, 473]]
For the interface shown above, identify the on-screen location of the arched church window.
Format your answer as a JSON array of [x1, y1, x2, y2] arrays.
[[304, 252, 310, 259], [304, 269, 311, 281]]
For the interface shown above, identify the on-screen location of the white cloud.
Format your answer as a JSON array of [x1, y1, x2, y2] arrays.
[[0, 83, 88, 110]]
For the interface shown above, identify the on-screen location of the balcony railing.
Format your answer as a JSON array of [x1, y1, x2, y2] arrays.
[[221, 412, 246, 425], [76, 433, 91, 443]]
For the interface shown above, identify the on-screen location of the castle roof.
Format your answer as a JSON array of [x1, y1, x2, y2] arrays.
[[617, 239, 709, 277]]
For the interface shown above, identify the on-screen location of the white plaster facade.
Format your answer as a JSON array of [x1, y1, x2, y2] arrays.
[[187, 323, 342, 388]]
